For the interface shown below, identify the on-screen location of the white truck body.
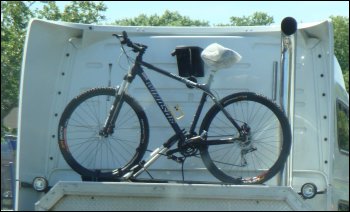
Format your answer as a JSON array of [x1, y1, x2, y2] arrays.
[[15, 19, 348, 210]]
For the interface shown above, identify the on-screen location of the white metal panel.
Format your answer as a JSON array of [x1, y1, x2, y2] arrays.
[[46, 22, 282, 184], [35, 182, 310, 211]]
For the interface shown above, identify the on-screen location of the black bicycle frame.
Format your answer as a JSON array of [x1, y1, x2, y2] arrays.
[[109, 53, 244, 179], [131, 60, 242, 148], [103, 46, 242, 150]]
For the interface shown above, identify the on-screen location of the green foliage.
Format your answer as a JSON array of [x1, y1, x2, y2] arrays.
[[218, 12, 274, 26], [330, 16, 349, 92], [1, 1, 33, 137], [1, 1, 107, 137], [344, 71, 349, 92], [37, 1, 107, 23], [61, 1, 107, 24], [114, 10, 209, 26], [36, 1, 62, 21], [337, 103, 349, 152]]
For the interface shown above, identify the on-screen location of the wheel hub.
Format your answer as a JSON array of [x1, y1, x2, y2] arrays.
[[239, 123, 251, 144]]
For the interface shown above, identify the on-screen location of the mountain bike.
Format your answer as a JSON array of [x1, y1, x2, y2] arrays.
[[58, 31, 291, 184]]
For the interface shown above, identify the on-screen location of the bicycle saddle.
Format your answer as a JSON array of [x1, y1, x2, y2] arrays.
[[201, 43, 242, 72]]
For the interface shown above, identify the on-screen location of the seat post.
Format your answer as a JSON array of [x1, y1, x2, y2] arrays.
[[206, 73, 215, 89]]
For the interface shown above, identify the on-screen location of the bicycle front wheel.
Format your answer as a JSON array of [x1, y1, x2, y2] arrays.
[[58, 87, 149, 179], [200, 92, 291, 184]]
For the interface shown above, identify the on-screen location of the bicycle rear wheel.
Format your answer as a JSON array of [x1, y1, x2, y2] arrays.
[[58, 87, 149, 179], [200, 92, 291, 184]]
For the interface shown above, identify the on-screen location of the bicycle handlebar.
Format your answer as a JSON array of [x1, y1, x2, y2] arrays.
[[113, 31, 147, 53]]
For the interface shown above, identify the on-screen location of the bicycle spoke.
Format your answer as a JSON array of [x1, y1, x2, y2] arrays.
[[200, 92, 291, 184], [58, 88, 149, 179]]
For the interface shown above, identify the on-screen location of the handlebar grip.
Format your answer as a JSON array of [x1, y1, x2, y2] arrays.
[[122, 31, 128, 40], [119, 31, 127, 44], [122, 31, 134, 47], [115, 31, 147, 52]]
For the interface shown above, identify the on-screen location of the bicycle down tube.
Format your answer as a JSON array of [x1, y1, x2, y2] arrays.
[[140, 61, 242, 130], [119, 62, 245, 179]]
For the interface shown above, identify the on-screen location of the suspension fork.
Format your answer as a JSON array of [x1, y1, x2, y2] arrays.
[[99, 90, 125, 137], [99, 65, 138, 137]]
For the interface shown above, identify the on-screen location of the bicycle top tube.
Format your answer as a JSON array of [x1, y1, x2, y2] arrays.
[[114, 31, 242, 132]]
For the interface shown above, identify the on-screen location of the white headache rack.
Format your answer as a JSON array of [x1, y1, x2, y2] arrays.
[[35, 182, 310, 211]]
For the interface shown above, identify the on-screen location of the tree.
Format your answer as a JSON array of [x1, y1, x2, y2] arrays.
[[36, 1, 61, 21], [221, 12, 274, 26], [1, 1, 107, 137], [1, 1, 33, 137], [114, 10, 209, 26], [344, 72, 349, 92], [330, 16, 349, 92], [37, 1, 107, 24]]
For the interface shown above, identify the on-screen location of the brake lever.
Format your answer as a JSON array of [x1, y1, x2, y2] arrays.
[[112, 34, 122, 39], [112, 34, 127, 44]]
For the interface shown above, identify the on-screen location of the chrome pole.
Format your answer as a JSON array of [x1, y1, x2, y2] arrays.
[[279, 17, 297, 187]]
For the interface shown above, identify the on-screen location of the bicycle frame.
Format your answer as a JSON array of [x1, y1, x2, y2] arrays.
[[145, 60, 242, 141], [140, 61, 212, 144], [110, 55, 243, 179]]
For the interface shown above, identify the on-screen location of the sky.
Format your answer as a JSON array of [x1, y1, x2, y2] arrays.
[[38, 1, 349, 26]]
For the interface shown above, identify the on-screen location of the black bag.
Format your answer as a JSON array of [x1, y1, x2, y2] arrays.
[[171, 46, 204, 77]]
